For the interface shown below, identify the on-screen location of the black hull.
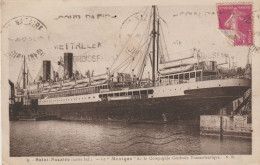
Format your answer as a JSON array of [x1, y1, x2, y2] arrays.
[[29, 86, 248, 122]]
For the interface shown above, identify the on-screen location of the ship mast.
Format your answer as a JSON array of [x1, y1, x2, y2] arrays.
[[23, 56, 26, 89], [152, 5, 156, 86], [152, 5, 160, 86], [157, 18, 160, 75]]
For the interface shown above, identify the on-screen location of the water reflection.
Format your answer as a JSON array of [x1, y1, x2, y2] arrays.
[[10, 121, 251, 156]]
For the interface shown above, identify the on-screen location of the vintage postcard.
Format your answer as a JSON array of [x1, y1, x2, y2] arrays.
[[1, 0, 260, 164]]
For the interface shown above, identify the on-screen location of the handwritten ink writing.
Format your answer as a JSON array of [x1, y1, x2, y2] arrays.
[[126, 47, 140, 56]]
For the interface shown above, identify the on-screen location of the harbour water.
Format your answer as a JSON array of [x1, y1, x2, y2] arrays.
[[10, 120, 251, 156]]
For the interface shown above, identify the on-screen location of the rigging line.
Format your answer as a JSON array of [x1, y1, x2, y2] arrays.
[[33, 63, 43, 81], [127, 18, 153, 62], [136, 35, 152, 52], [148, 52, 153, 67], [28, 71, 33, 83], [159, 21, 170, 61], [110, 44, 137, 71], [117, 7, 151, 62], [121, 59, 134, 73], [112, 58, 132, 74], [145, 36, 153, 67], [138, 44, 151, 80], [135, 37, 153, 75], [137, 52, 146, 78], [159, 23, 169, 61], [111, 56, 133, 73], [16, 64, 23, 85], [126, 13, 153, 69], [134, 13, 153, 53], [125, 14, 152, 65], [124, 30, 152, 63], [25, 62, 33, 83], [138, 53, 148, 80], [123, 36, 150, 64], [111, 7, 152, 74], [140, 38, 152, 74], [112, 55, 133, 72], [159, 36, 165, 63], [136, 9, 153, 50], [73, 58, 83, 76], [133, 7, 153, 51], [109, 7, 150, 71], [69, 9, 146, 71], [160, 43, 164, 63], [133, 50, 146, 72], [156, 7, 168, 27], [133, 38, 151, 70]]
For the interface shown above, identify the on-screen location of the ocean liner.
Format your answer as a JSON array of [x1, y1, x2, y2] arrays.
[[9, 6, 251, 121]]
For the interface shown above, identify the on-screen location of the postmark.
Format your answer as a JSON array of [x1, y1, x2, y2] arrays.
[[2, 16, 49, 62], [217, 4, 253, 46]]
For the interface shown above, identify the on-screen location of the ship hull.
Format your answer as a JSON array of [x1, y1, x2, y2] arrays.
[[35, 86, 248, 122]]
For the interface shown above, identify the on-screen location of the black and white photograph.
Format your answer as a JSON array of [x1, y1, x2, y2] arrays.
[[1, 0, 260, 164]]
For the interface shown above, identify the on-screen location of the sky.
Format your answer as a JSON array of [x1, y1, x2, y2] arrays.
[[2, 2, 257, 84]]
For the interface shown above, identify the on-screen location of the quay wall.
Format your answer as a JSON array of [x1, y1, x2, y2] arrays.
[[200, 115, 252, 138]]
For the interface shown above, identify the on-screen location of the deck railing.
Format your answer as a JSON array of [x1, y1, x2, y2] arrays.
[[196, 75, 221, 82]]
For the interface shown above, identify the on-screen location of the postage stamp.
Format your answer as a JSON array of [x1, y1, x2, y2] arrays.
[[217, 4, 253, 46]]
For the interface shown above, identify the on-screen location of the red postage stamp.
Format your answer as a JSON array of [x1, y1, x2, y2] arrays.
[[217, 4, 253, 46]]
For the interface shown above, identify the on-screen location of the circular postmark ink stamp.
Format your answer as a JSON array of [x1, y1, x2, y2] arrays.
[[2, 16, 49, 62]]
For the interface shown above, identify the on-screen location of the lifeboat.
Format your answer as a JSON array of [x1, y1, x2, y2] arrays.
[[90, 80, 107, 86], [76, 78, 89, 84], [159, 58, 196, 71], [74, 83, 88, 88], [92, 74, 108, 81], [159, 64, 194, 75], [51, 83, 60, 88]]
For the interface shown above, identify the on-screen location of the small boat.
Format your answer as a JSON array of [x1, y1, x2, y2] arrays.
[[159, 64, 194, 75], [49, 87, 59, 92], [74, 83, 88, 88], [92, 74, 108, 81], [60, 85, 73, 90], [159, 58, 196, 71], [76, 78, 89, 84], [51, 83, 60, 88], [90, 80, 107, 86]]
